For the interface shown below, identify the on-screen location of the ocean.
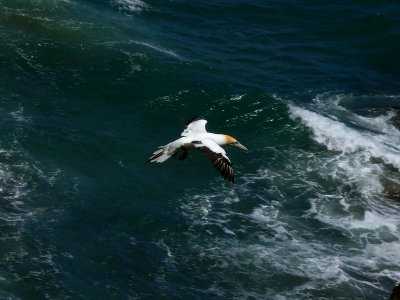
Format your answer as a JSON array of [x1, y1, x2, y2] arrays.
[[1, 0, 400, 299]]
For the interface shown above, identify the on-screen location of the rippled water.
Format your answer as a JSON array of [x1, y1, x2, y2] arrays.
[[1, 0, 400, 299]]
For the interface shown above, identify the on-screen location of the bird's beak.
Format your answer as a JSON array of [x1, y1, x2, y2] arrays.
[[234, 141, 248, 152]]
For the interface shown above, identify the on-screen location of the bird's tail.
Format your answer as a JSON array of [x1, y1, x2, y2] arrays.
[[147, 146, 172, 163]]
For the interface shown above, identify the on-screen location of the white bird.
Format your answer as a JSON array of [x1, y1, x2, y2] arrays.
[[147, 117, 248, 183]]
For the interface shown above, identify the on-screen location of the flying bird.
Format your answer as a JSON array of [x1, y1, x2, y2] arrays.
[[147, 117, 248, 183]]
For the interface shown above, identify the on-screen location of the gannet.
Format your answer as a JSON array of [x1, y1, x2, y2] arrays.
[[147, 117, 248, 183]]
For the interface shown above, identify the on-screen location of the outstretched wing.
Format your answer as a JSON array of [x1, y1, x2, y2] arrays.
[[193, 139, 234, 183], [181, 117, 207, 137]]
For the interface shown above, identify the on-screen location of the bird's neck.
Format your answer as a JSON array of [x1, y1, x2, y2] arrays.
[[207, 133, 231, 145]]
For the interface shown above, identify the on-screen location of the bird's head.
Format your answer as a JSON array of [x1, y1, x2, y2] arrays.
[[225, 135, 248, 151]]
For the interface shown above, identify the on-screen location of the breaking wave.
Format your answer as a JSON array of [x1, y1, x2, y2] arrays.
[[289, 103, 400, 169], [173, 93, 400, 299]]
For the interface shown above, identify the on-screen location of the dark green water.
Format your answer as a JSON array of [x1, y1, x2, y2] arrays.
[[1, 0, 400, 299]]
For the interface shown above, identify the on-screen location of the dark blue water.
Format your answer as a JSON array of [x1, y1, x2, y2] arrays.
[[1, 0, 400, 299]]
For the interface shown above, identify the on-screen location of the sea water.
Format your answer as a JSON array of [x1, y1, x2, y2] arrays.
[[0, 0, 399, 299]]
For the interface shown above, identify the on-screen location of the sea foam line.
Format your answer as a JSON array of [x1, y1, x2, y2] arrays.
[[130, 41, 186, 61]]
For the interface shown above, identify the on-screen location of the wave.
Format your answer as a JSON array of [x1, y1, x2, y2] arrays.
[[289, 94, 400, 195], [131, 41, 184, 60], [177, 180, 399, 298], [171, 93, 400, 298], [291, 104, 399, 155], [111, 0, 149, 13], [0, 104, 79, 298], [101, 40, 186, 62]]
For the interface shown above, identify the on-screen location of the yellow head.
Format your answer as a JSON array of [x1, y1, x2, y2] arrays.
[[225, 135, 237, 144], [224, 135, 248, 151]]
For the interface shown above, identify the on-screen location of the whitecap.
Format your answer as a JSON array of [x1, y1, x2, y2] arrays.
[[289, 105, 400, 168], [174, 93, 400, 298], [112, 0, 149, 13]]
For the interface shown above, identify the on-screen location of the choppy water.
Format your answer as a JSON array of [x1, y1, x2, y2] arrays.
[[1, 0, 400, 299]]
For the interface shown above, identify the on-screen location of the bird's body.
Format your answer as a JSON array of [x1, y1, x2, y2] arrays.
[[147, 117, 248, 183]]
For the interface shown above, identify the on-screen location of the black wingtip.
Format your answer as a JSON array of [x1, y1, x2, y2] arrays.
[[147, 150, 164, 162]]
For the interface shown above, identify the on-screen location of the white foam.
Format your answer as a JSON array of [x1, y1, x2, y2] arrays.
[[350, 210, 398, 231], [112, 0, 149, 12], [179, 180, 400, 298], [289, 105, 400, 169], [9, 107, 31, 123], [289, 105, 400, 168], [287, 99, 400, 245], [364, 242, 400, 264], [175, 95, 400, 298]]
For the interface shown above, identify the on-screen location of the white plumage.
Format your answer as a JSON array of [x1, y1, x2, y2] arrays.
[[147, 117, 248, 183]]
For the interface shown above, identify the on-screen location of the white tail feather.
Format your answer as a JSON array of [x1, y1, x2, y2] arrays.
[[154, 152, 172, 163]]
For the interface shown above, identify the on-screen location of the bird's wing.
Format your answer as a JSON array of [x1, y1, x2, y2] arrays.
[[193, 139, 234, 183], [181, 117, 207, 137]]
